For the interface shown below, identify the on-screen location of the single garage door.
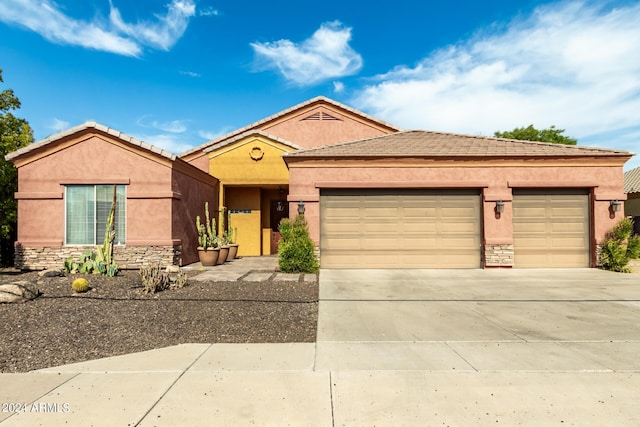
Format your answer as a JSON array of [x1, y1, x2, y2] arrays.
[[512, 189, 590, 268], [320, 189, 481, 268]]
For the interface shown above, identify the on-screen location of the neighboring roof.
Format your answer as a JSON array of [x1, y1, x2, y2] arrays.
[[625, 167, 640, 193], [179, 96, 402, 158], [5, 121, 177, 162], [284, 130, 634, 159], [203, 130, 302, 154]]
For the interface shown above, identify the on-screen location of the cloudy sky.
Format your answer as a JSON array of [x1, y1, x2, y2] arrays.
[[1, 0, 638, 169]]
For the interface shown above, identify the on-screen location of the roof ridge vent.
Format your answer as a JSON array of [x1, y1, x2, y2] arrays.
[[301, 111, 342, 121]]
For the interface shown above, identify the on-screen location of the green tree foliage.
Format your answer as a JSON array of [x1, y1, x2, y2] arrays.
[[1, 69, 34, 265], [494, 125, 577, 145], [278, 215, 319, 273], [600, 218, 640, 273]]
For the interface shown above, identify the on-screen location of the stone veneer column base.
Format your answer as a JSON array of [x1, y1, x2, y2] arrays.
[[484, 243, 514, 267], [14, 245, 182, 271]]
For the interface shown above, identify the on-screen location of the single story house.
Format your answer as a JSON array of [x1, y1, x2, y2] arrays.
[[624, 167, 640, 234], [5, 97, 633, 270]]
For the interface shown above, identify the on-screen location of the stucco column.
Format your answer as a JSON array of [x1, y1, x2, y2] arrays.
[[482, 187, 514, 267]]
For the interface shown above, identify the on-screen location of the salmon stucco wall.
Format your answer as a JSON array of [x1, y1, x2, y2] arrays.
[[287, 160, 627, 268], [12, 131, 216, 269], [260, 106, 397, 149], [171, 163, 219, 265]]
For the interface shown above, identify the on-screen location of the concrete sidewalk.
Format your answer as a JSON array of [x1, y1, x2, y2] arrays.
[[1, 268, 640, 426]]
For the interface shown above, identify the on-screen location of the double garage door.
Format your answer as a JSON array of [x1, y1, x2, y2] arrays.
[[320, 189, 481, 268], [320, 188, 590, 269]]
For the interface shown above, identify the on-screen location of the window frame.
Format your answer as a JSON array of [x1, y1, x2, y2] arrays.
[[64, 184, 127, 246]]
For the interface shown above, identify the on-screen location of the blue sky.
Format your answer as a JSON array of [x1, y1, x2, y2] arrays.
[[1, 0, 639, 170]]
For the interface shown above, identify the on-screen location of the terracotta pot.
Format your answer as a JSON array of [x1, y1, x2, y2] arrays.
[[228, 244, 239, 260], [217, 246, 229, 265], [198, 247, 219, 266]]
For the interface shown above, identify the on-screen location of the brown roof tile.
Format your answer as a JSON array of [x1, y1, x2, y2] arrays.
[[5, 122, 177, 162], [284, 130, 633, 159], [624, 167, 640, 193]]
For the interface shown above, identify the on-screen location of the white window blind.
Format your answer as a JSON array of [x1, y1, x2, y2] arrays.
[[65, 185, 126, 245]]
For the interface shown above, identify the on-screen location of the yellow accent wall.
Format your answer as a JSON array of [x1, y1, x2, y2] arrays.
[[208, 136, 292, 185], [226, 187, 261, 256]]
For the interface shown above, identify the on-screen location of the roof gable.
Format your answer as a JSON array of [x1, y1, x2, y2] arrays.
[[5, 122, 177, 167], [284, 130, 633, 160], [180, 96, 401, 159], [203, 130, 301, 155]]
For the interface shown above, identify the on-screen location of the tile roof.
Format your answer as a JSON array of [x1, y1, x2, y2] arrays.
[[179, 96, 402, 158], [5, 121, 177, 162], [624, 167, 640, 193], [203, 130, 301, 154], [284, 130, 633, 160]]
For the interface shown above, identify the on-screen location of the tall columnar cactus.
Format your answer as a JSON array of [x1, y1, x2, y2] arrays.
[[196, 202, 217, 249]]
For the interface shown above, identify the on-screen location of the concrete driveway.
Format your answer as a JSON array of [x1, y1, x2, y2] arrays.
[[316, 268, 640, 425], [2, 267, 639, 426]]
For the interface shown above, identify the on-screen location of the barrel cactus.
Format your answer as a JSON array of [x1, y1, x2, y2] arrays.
[[72, 278, 90, 293]]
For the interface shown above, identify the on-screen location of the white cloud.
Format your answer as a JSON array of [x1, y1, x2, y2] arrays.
[[49, 118, 70, 133], [136, 116, 188, 133], [333, 81, 345, 93], [134, 133, 194, 154], [109, 0, 195, 51], [180, 70, 201, 77], [199, 7, 220, 17], [0, 0, 199, 56], [251, 21, 363, 86], [353, 1, 640, 170]]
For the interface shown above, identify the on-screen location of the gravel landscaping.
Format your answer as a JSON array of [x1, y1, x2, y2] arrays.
[[0, 270, 318, 373]]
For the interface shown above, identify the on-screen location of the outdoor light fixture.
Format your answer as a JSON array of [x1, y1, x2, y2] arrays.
[[610, 200, 622, 212], [297, 201, 305, 215], [495, 200, 505, 214], [275, 201, 285, 212]]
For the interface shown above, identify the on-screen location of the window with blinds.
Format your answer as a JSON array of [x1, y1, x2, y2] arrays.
[[65, 185, 126, 245]]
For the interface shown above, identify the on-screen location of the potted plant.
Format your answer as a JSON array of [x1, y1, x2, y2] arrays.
[[216, 210, 229, 265], [226, 210, 239, 260], [228, 227, 239, 260], [196, 202, 219, 266]]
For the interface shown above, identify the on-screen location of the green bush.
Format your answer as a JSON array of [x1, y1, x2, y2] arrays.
[[71, 278, 90, 293], [277, 215, 319, 273], [600, 218, 640, 273]]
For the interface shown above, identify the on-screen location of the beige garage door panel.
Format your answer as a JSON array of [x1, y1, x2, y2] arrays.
[[513, 189, 589, 268], [320, 189, 481, 269]]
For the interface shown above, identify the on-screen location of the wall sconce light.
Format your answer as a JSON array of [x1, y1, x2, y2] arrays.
[[495, 200, 505, 214], [297, 201, 305, 215], [610, 200, 622, 212], [275, 201, 285, 212]]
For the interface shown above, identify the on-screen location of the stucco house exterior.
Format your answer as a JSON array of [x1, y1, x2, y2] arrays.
[[5, 96, 634, 270], [5, 123, 217, 270]]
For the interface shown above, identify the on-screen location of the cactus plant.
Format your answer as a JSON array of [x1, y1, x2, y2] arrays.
[[72, 278, 90, 293], [196, 202, 218, 249]]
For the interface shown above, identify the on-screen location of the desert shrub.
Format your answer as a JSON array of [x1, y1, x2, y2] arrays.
[[71, 278, 90, 293], [140, 264, 188, 293], [600, 218, 640, 273], [140, 264, 169, 294], [277, 215, 319, 273]]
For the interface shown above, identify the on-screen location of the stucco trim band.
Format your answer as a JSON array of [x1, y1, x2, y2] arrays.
[[287, 195, 320, 202], [313, 181, 490, 189], [14, 192, 63, 200], [127, 192, 182, 200], [508, 180, 599, 188], [59, 178, 131, 185]]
